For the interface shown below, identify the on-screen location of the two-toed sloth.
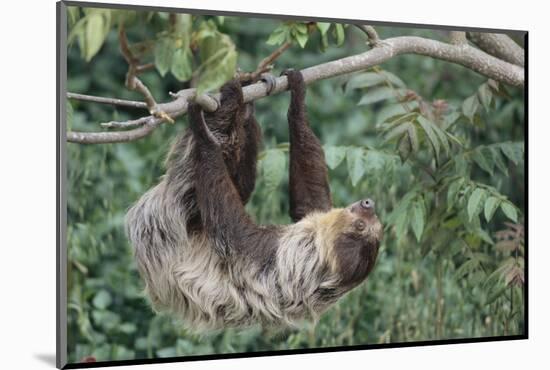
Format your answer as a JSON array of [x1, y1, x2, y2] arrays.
[[126, 70, 383, 331]]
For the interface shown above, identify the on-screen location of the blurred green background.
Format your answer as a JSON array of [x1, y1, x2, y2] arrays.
[[66, 7, 525, 364]]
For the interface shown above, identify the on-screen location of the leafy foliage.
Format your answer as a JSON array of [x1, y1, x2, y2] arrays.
[[66, 7, 525, 364], [266, 21, 347, 51]]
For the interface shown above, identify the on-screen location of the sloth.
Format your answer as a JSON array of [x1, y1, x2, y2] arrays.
[[125, 70, 383, 331]]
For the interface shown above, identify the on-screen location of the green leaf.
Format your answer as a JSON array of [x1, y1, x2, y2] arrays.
[[174, 14, 193, 40], [485, 282, 508, 306], [294, 32, 308, 48], [462, 94, 479, 122], [92, 290, 112, 310], [398, 131, 413, 162], [416, 116, 440, 161], [294, 23, 308, 34], [171, 47, 193, 81], [490, 146, 509, 174], [472, 148, 494, 175], [92, 309, 120, 331], [384, 122, 412, 142], [477, 229, 494, 245], [484, 196, 501, 222], [346, 71, 405, 93], [345, 73, 385, 92], [364, 150, 388, 173], [85, 14, 107, 61], [156, 347, 177, 358], [261, 149, 286, 191], [334, 23, 345, 46], [324, 146, 348, 169], [346, 147, 366, 186], [454, 259, 479, 279], [411, 200, 426, 242], [432, 125, 451, 155], [379, 71, 406, 88], [358, 86, 396, 106], [384, 112, 418, 127], [266, 27, 287, 45], [320, 32, 329, 51], [467, 188, 486, 222], [67, 6, 81, 28], [447, 178, 464, 210], [196, 31, 238, 93], [394, 211, 409, 241], [154, 37, 175, 77], [501, 202, 518, 222], [195, 21, 237, 94], [197, 50, 237, 93], [477, 83, 493, 111], [501, 142, 524, 165], [388, 190, 416, 227], [407, 124, 419, 153], [454, 154, 469, 176], [443, 111, 461, 128], [316, 22, 331, 35], [118, 322, 137, 334], [376, 102, 418, 125]]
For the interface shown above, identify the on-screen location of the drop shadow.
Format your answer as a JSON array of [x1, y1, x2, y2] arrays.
[[34, 353, 57, 367]]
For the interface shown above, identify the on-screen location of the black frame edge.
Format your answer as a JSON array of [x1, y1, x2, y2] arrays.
[[62, 335, 527, 369]]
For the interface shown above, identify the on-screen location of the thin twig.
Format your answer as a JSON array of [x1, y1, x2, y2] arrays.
[[68, 117, 164, 144], [67, 93, 148, 109], [237, 41, 292, 82], [256, 41, 292, 75], [119, 23, 174, 123], [101, 117, 150, 129], [135, 63, 155, 74]]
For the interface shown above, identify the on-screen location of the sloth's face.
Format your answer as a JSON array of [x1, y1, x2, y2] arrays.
[[333, 198, 383, 288]]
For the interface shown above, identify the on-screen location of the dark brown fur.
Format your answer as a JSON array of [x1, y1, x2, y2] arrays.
[[127, 70, 382, 329], [186, 72, 336, 260]]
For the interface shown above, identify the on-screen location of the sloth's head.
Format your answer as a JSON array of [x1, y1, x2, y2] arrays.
[[314, 198, 383, 290]]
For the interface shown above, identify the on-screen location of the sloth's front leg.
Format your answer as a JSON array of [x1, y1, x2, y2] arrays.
[[188, 103, 256, 258], [200, 80, 261, 205], [283, 69, 332, 222]]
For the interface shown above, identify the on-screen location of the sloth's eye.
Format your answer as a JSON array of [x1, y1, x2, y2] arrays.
[[354, 220, 366, 231]]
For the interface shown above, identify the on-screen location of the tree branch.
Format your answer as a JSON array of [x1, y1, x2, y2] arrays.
[[68, 35, 524, 144], [68, 118, 164, 144], [354, 24, 380, 46], [67, 93, 148, 109], [449, 31, 468, 45], [467, 32, 524, 67]]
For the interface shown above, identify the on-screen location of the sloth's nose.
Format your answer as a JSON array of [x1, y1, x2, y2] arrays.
[[360, 198, 375, 210]]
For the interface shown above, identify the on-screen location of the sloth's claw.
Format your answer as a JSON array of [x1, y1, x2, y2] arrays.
[[206, 93, 221, 111], [280, 68, 296, 76], [188, 103, 220, 146], [260, 73, 277, 95], [281, 68, 304, 91]]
